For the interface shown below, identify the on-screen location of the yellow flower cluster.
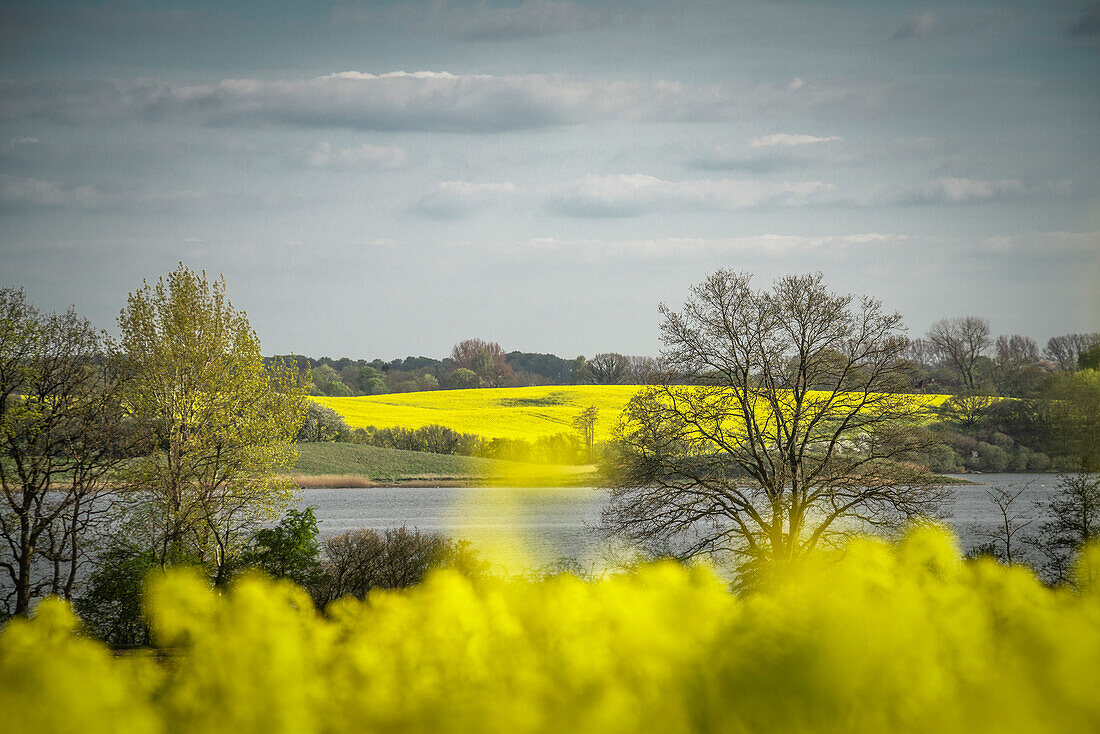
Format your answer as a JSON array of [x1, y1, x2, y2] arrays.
[[2, 527, 1098, 734]]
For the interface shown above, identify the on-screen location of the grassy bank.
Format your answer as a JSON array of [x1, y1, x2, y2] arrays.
[[288, 442, 597, 487]]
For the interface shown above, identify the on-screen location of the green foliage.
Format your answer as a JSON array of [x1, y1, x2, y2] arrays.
[[1079, 344, 1100, 371], [309, 364, 353, 397], [4, 528, 1100, 733], [296, 402, 350, 442], [73, 547, 159, 648], [347, 423, 589, 465], [244, 508, 323, 588], [112, 263, 308, 579], [291, 441, 516, 481], [448, 367, 481, 389]]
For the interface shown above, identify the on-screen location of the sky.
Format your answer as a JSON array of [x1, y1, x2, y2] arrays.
[[1, 0, 1098, 360]]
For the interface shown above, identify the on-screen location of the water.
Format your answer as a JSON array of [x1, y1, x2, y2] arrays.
[[298, 474, 1066, 569], [298, 486, 609, 572]]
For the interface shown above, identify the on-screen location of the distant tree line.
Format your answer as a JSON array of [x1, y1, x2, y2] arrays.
[[275, 339, 666, 397], [897, 318, 1100, 473]]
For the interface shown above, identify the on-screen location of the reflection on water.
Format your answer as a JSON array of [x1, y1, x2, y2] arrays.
[[298, 473, 1064, 571]]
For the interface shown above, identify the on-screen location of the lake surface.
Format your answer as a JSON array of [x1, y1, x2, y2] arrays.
[[298, 473, 1064, 571]]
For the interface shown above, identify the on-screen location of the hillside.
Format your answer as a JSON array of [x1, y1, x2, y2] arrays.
[[313, 385, 952, 443], [314, 385, 644, 442]]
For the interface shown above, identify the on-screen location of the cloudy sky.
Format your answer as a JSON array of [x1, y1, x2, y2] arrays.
[[1, 0, 1097, 359]]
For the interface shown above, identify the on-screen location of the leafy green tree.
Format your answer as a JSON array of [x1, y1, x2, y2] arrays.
[[1079, 344, 1100, 371], [112, 264, 307, 584], [309, 364, 352, 397], [448, 367, 481, 389], [74, 547, 159, 648], [296, 402, 350, 442], [1041, 369, 1100, 468], [244, 507, 323, 588]]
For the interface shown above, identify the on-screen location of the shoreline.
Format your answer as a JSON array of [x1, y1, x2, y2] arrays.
[[290, 472, 974, 489], [290, 472, 602, 489]]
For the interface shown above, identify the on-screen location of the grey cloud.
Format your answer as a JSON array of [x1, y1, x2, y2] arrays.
[[546, 174, 834, 218], [892, 12, 940, 40], [333, 0, 611, 41], [462, 0, 603, 40], [891, 10, 1014, 40], [521, 233, 907, 260], [0, 72, 880, 132], [1069, 3, 1100, 36]]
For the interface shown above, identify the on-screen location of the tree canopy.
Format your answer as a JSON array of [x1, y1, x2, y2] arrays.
[[113, 264, 307, 582], [602, 271, 947, 571]]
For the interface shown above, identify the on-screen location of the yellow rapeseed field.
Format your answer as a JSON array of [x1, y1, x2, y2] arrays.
[[314, 386, 951, 442], [3, 527, 1098, 734], [314, 385, 645, 441]]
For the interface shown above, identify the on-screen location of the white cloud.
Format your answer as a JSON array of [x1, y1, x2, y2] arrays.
[[924, 177, 1024, 203], [979, 231, 1099, 255], [750, 133, 840, 148], [413, 180, 518, 219], [547, 173, 834, 217], [305, 142, 407, 170]]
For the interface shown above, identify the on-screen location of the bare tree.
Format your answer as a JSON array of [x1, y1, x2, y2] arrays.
[[312, 526, 477, 607], [624, 356, 663, 384], [927, 316, 992, 390], [585, 353, 630, 384], [450, 338, 513, 387], [1031, 471, 1099, 586], [1044, 333, 1100, 372], [995, 334, 1040, 364], [0, 289, 131, 616], [970, 483, 1035, 565], [601, 271, 948, 571], [571, 407, 599, 463], [904, 337, 935, 367], [935, 393, 995, 429], [993, 334, 1047, 397]]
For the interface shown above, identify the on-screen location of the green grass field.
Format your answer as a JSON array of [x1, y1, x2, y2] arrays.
[[289, 442, 594, 486], [291, 442, 509, 480]]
